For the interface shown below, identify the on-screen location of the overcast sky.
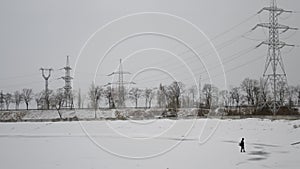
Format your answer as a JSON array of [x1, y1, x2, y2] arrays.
[[0, 0, 299, 94]]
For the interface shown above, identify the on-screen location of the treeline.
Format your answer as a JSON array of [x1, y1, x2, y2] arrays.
[[0, 88, 72, 111], [74, 77, 300, 112], [1, 77, 300, 112], [0, 89, 33, 110]]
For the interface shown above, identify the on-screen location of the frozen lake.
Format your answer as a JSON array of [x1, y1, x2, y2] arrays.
[[0, 118, 299, 169]]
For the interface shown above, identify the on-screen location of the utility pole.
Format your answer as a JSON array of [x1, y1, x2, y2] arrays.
[[106, 59, 135, 108], [40, 68, 53, 110], [252, 0, 297, 115], [61, 56, 73, 109]]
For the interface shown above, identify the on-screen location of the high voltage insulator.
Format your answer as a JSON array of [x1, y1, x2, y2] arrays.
[[253, 0, 298, 115]]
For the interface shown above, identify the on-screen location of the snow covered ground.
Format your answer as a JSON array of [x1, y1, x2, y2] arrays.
[[0, 118, 299, 169]]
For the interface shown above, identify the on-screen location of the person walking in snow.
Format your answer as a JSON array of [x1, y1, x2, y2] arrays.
[[239, 138, 245, 152]]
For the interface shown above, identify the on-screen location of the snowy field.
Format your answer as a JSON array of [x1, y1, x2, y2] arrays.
[[0, 118, 300, 169]]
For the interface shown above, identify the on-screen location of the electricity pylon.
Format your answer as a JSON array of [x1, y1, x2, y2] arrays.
[[61, 56, 73, 109], [106, 59, 135, 108], [40, 68, 53, 109], [252, 0, 297, 115]]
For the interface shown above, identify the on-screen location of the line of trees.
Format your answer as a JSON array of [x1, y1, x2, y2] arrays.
[[0, 88, 74, 111], [0, 88, 33, 110], [218, 78, 300, 114], [86, 78, 300, 112], [1, 77, 300, 112]]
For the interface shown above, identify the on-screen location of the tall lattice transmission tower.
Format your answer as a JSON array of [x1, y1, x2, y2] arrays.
[[253, 0, 297, 114], [106, 59, 135, 108], [61, 56, 73, 108]]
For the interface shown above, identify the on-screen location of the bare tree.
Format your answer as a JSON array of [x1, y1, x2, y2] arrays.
[[22, 88, 33, 110], [259, 78, 268, 104], [148, 88, 155, 108], [241, 78, 259, 106], [4, 93, 12, 110], [35, 91, 44, 109], [202, 84, 212, 108], [157, 84, 166, 108], [75, 89, 85, 109], [230, 87, 242, 114], [104, 86, 115, 109], [81, 94, 86, 108], [38, 89, 53, 110], [277, 81, 287, 106], [164, 82, 184, 111], [287, 85, 297, 108], [0, 91, 4, 110], [253, 84, 260, 108], [51, 89, 64, 119], [144, 88, 153, 108], [14, 91, 22, 110], [297, 85, 300, 106], [88, 83, 103, 118], [77, 88, 82, 108], [202, 84, 218, 108], [188, 85, 197, 107], [219, 90, 230, 112], [129, 87, 142, 108], [181, 93, 190, 108]]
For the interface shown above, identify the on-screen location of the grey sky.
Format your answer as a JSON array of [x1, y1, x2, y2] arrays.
[[0, 0, 299, 94]]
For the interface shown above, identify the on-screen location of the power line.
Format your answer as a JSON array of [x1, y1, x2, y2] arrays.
[[257, 14, 268, 38], [0, 80, 44, 89], [165, 13, 258, 61], [279, 12, 292, 20], [126, 31, 256, 83], [0, 75, 61, 90], [177, 53, 265, 84], [135, 52, 266, 86], [211, 13, 258, 40], [281, 30, 298, 40], [172, 30, 254, 60], [0, 73, 40, 81], [201, 53, 265, 82], [134, 47, 259, 86], [132, 45, 257, 84], [138, 30, 251, 73], [242, 35, 265, 41]]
